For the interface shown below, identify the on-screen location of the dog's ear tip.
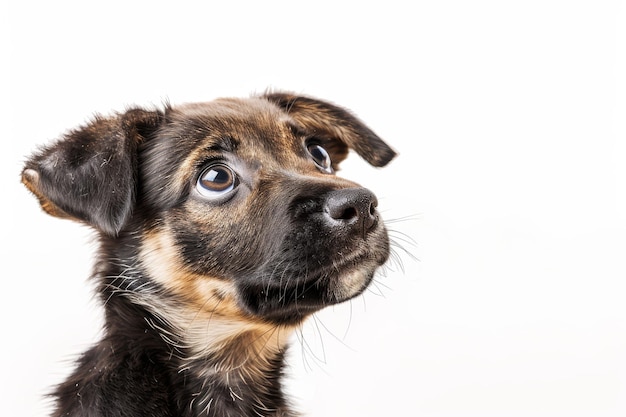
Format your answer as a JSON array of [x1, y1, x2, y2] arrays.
[[21, 167, 39, 184], [21, 167, 43, 195], [368, 149, 397, 168], [21, 166, 73, 221], [378, 149, 398, 167]]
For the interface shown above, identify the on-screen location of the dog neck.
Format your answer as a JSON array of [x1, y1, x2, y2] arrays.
[[133, 289, 296, 416], [168, 316, 295, 416], [172, 321, 295, 417], [56, 234, 300, 417]]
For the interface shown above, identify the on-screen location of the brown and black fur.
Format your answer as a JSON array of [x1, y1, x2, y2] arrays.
[[22, 92, 396, 417]]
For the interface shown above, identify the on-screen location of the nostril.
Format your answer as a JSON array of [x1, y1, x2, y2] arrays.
[[333, 206, 358, 221], [324, 188, 379, 234]]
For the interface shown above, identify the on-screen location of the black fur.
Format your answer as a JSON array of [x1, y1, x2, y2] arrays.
[[22, 92, 396, 417]]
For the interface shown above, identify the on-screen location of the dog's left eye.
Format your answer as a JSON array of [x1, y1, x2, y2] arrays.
[[197, 164, 237, 198], [308, 144, 332, 173]]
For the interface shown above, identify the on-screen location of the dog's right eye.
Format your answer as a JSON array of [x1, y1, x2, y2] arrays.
[[196, 164, 237, 198], [307, 144, 333, 173]]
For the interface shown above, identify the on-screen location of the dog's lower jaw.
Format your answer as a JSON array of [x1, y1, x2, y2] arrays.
[[238, 252, 385, 325], [327, 266, 375, 301]]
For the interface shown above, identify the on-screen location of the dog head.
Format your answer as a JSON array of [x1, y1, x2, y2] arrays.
[[22, 92, 396, 326]]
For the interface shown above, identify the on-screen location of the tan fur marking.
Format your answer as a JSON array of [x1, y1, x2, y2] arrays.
[[139, 227, 295, 370], [330, 267, 372, 300], [139, 227, 243, 318], [21, 169, 73, 220]]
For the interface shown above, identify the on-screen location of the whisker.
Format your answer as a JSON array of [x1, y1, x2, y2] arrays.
[[342, 299, 353, 341], [295, 326, 318, 373], [310, 315, 328, 365], [388, 229, 419, 247], [366, 277, 390, 297], [311, 313, 356, 353]]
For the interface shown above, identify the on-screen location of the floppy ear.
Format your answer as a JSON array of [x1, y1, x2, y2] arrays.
[[21, 108, 163, 236], [263, 92, 396, 167]]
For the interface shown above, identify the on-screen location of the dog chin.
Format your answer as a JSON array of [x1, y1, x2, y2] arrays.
[[328, 266, 375, 302], [239, 264, 378, 325]]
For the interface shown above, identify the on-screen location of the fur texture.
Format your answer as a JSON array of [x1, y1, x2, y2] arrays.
[[22, 92, 396, 417]]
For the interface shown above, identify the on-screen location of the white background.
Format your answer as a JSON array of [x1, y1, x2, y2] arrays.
[[2, 1, 626, 416]]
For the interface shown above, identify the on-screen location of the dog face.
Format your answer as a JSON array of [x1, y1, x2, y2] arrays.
[[22, 92, 395, 327]]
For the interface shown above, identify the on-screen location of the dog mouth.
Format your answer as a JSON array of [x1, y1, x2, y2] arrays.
[[236, 249, 385, 324]]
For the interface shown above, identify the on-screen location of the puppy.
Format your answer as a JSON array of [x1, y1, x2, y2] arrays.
[[22, 92, 396, 417]]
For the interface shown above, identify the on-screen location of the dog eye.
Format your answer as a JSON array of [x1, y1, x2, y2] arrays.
[[197, 164, 237, 197], [307, 144, 332, 173]]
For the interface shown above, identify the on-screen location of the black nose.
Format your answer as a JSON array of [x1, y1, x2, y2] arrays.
[[324, 188, 379, 235]]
